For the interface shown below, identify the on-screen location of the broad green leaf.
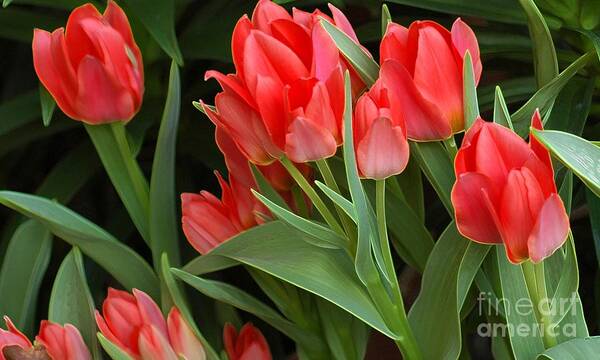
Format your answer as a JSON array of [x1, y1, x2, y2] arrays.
[[39, 83, 55, 127], [531, 129, 600, 197], [538, 337, 600, 359], [320, 19, 379, 86], [578, 29, 600, 62], [181, 221, 397, 339], [381, 4, 391, 36], [408, 222, 488, 360], [511, 53, 593, 136], [0, 8, 62, 42], [0, 191, 159, 299], [173, 269, 324, 349], [317, 298, 368, 360], [0, 120, 77, 159], [122, 0, 183, 65], [493, 86, 514, 130], [479, 77, 536, 112], [86, 122, 150, 244], [149, 61, 181, 268], [386, 0, 527, 24], [0, 90, 40, 136], [0, 220, 51, 336], [253, 190, 346, 250], [547, 235, 579, 328], [409, 142, 455, 214], [160, 255, 220, 360], [588, 189, 600, 266], [395, 158, 425, 221], [48, 248, 101, 358], [497, 247, 545, 359], [463, 51, 480, 129], [518, 0, 558, 88], [545, 76, 594, 135], [98, 332, 134, 360]]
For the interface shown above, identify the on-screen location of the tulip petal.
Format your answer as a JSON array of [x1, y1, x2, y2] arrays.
[[132, 289, 168, 338], [205, 71, 256, 110], [75, 56, 135, 123], [413, 25, 463, 132], [451, 18, 482, 84], [528, 194, 570, 263], [167, 308, 206, 360], [0, 316, 31, 354], [103, 0, 140, 64], [380, 23, 409, 67], [138, 325, 179, 360], [311, 23, 339, 81], [254, 75, 286, 149], [356, 117, 409, 179], [251, 0, 291, 33], [32, 28, 79, 119], [327, 4, 359, 42], [232, 15, 253, 81], [452, 172, 503, 244], [380, 60, 451, 140], [285, 116, 338, 163], [64, 3, 102, 67], [304, 82, 339, 144], [529, 110, 554, 174], [270, 19, 312, 69]]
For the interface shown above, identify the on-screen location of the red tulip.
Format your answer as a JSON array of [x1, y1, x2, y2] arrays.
[[36, 321, 91, 360], [380, 18, 481, 141], [451, 112, 569, 263], [0, 317, 31, 360], [167, 308, 206, 360], [223, 323, 271, 360], [138, 325, 178, 360], [203, 0, 367, 164], [353, 77, 409, 179], [32, 0, 144, 124]]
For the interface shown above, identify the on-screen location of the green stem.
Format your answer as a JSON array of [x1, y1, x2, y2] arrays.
[[522, 261, 558, 348], [280, 157, 344, 235], [443, 135, 458, 160], [315, 159, 356, 247]]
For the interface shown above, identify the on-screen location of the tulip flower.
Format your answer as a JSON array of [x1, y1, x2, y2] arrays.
[[0, 317, 31, 360], [353, 77, 409, 179], [36, 321, 91, 360], [380, 18, 481, 141], [223, 323, 271, 360], [451, 111, 570, 263], [203, 0, 367, 164], [96, 288, 205, 360], [32, 0, 144, 124]]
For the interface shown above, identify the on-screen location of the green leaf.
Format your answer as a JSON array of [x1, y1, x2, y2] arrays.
[[479, 77, 536, 113], [577, 29, 600, 62], [39, 83, 56, 127], [463, 51, 480, 129], [98, 332, 134, 360], [0, 191, 159, 299], [394, 158, 425, 221], [381, 4, 391, 36], [511, 53, 593, 136], [538, 337, 600, 359], [0, 220, 51, 336], [588, 189, 600, 266], [409, 142, 455, 214], [497, 247, 545, 359], [320, 19, 379, 86], [493, 86, 514, 130], [385, 0, 527, 24], [0, 90, 40, 136], [48, 248, 101, 358], [545, 76, 594, 135], [408, 222, 488, 360], [160, 255, 220, 360], [518, 0, 558, 88], [86, 122, 150, 244], [253, 190, 346, 250], [531, 129, 600, 197], [315, 181, 356, 221], [149, 61, 181, 268], [122, 0, 183, 65], [172, 269, 322, 348], [181, 221, 397, 339], [251, 165, 291, 211], [317, 298, 368, 360]]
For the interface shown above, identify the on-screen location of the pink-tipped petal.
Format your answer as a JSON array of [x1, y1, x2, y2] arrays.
[[132, 289, 168, 338], [356, 117, 409, 179], [138, 325, 178, 360], [451, 18, 482, 84], [285, 116, 338, 163], [167, 308, 206, 360]]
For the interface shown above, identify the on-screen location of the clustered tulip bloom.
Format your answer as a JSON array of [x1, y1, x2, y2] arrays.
[[451, 111, 570, 263], [353, 76, 409, 180], [32, 0, 144, 124], [202, 0, 367, 164], [380, 18, 481, 141], [224, 323, 272, 360], [95, 288, 206, 360], [0, 316, 91, 360]]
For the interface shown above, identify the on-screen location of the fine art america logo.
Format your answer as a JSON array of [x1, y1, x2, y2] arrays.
[[476, 291, 581, 338]]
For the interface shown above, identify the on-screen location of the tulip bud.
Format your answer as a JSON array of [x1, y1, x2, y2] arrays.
[[223, 323, 271, 360], [0, 317, 31, 360], [451, 111, 569, 263], [35, 322, 91, 360], [167, 308, 206, 360], [353, 79, 409, 180], [138, 325, 178, 360], [32, 0, 144, 124], [380, 18, 481, 141]]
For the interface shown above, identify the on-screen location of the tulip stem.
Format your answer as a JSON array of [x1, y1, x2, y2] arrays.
[[443, 136, 458, 160], [522, 260, 557, 349], [280, 157, 344, 236], [315, 159, 357, 246]]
